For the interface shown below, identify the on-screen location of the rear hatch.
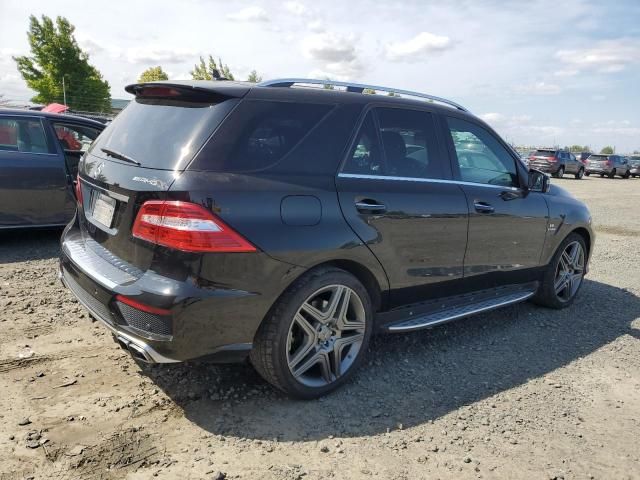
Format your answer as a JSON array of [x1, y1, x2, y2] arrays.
[[76, 82, 248, 271], [528, 150, 556, 169], [587, 155, 609, 168]]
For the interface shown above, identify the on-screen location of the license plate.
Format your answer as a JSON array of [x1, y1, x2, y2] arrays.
[[92, 193, 116, 228]]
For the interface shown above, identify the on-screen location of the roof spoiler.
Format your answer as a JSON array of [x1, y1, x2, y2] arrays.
[[125, 81, 250, 99]]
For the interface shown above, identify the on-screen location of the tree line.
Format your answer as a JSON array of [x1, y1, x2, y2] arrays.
[[12, 14, 263, 112]]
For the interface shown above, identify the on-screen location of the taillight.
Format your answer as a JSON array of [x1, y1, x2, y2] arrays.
[[75, 174, 83, 206], [132, 200, 256, 253], [547, 156, 557, 162], [115, 294, 172, 316], [607, 160, 613, 166]]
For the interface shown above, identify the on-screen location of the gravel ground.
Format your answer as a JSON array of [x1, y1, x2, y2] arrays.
[[1, 176, 639, 480]]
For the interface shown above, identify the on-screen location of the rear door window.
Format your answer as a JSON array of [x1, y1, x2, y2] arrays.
[[52, 123, 101, 152], [445, 116, 518, 188], [342, 107, 444, 179], [376, 107, 444, 179], [0, 117, 52, 154], [342, 112, 383, 176]]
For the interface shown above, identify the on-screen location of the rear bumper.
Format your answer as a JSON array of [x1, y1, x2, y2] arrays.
[[59, 227, 299, 363], [585, 166, 611, 174], [529, 162, 559, 174]]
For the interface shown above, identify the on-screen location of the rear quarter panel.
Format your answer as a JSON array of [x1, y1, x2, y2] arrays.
[[169, 171, 390, 305]]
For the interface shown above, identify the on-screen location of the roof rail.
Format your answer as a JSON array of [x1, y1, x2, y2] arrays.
[[257, 78, 469, 112]]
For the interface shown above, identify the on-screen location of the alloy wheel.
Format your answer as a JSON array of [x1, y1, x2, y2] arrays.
[[554, 241, 585, 302], [286, 285, 366, 387]]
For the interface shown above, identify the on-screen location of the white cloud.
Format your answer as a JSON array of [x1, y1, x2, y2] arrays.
[[515, 81, 562, 95], [226, 6, 270, 22], [554, 68, 579, 77], [555, 39, 640, 75], [283, 1, 307, 16], [76, 35, 105, 56], [385, 32, 452, 62], [302, 32, 363, 79], [124, 47, 198, 64], [0, 48, 22, 62], [307, 20, 325, 33], [480, 112, 505, 123], [303, 32, 357, 63]]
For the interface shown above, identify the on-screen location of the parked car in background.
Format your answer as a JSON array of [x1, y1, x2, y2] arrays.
[[574, 152, 591, 164], [585, 154, 630, 178], [528, 149, 585, 179], [627, 155, 640, 177], [0, 109, 104, 228], [59, 78, 593, 399]]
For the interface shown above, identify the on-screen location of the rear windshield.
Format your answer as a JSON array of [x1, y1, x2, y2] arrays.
[[629, 156, 640, 163], [589, 155, 608, 160], [532, 150, 556, 156], [88, 97, 237, 170]]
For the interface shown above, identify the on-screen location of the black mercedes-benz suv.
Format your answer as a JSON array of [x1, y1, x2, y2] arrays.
[[60, 79, 594, 398]]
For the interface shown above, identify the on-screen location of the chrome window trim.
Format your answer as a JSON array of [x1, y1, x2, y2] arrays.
[[0, 149, 58, 157], [337, 173, 521, 192]]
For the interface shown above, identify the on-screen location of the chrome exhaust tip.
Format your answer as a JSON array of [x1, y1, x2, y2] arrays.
[[116, 335, 154, 364]]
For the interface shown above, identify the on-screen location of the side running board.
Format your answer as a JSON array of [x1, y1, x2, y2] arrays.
[[382, 283, 538, 333]]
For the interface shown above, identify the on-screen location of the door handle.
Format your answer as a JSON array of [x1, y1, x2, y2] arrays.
[[355, 200, 386, 214], [474, 201, 495, 214]]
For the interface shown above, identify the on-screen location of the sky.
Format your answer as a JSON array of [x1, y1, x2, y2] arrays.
[[1, 0, 639, 152]]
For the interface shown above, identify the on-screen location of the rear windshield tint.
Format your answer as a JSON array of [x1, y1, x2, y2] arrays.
[[191, 100, 333, 172], [589, 155, 608, 160], [88, 97, 237, 170], [532, 150, 556, 156]]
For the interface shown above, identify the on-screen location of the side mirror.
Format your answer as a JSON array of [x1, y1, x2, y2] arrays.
[[528, 169, 550, 193]]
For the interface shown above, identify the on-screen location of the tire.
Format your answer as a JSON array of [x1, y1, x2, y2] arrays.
[[553, 166, 564, 178], [250, 267, 373, 399], [608, 169, 616, 178], [575, 168, 584, 179], [600, 173, 605, 177], [532, 233, 587, 309], [622, 170, 630, 179], [584, 171, 590, 176]]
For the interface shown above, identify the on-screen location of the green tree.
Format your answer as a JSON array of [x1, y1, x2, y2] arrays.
[[14, 15, 111, 112], [191, 55, 234, 80], [600, 146, 614, 154], [138, 66, 169, 83], [246, 70, 262, 83], [322, 77, 334, 90]]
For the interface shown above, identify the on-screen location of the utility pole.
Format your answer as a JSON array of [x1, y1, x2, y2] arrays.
[[62, 76, 67, 106]]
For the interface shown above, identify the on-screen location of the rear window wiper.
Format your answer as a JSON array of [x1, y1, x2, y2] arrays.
[[100, 147, 141, 166]]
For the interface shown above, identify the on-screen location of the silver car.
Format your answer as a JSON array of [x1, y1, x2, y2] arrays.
[[628, 156, 640, 177], [585, 154, 631, 179]]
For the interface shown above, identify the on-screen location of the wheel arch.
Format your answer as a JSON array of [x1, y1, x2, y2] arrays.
[[313, 259, 384, 312], [571, 226, 592, 260]]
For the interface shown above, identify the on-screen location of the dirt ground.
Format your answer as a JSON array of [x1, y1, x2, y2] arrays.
[[1, 176, 639, 480]]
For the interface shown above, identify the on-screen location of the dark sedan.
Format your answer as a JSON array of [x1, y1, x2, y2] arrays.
[[0, 109, 104, 228]]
